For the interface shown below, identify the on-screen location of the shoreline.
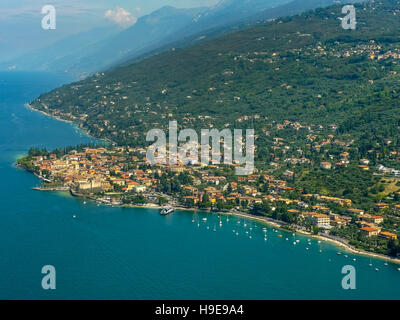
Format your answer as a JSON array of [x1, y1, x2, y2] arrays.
[[23, 103, 400, 266], [107, 200, 400, 265], [24, 104, 112, 145], [26, 167, 400, 265]]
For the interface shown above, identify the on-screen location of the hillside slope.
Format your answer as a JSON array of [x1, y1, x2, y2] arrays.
[[2, 0, 356, 77], [31, 0, 400, 158]]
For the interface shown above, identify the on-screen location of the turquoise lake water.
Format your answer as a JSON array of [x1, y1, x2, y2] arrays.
[[0, 71, 399, 299]]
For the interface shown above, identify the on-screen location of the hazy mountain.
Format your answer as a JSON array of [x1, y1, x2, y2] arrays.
[[0, 0, 361, 77], [64, 6, 207, 78], [1, 6, 206, 78], [0, 26, 121, 75], [113, 0, 363, 69]]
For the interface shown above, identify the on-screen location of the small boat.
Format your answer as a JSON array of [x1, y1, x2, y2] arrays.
[[375, 268, 379, 272], [397, 268, 400, 271], [72, 215, 76, 219], [337, 252, 341, 255], [160, 206, 174, 215], [202, 217, 207, 222], [369, 264, 373, 267], [384, 263, 388, 266]]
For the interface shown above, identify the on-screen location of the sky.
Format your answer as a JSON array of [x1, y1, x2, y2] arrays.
[[0, 0, 220, 61]]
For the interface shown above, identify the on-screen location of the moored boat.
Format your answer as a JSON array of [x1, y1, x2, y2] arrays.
[[160, 206, 174, 215]]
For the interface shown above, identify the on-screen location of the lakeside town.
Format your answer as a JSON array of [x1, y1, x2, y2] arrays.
[[17, 117, 400, 260]]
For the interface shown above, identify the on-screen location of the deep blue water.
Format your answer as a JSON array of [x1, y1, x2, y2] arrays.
[[0, 71, 399, 299]]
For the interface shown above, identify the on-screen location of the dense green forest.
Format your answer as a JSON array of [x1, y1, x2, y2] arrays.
[[32, 0, 400, 146]]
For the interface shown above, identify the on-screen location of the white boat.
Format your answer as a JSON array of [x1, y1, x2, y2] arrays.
[[160, 206, 174, 215]]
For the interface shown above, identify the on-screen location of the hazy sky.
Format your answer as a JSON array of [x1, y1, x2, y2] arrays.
[[0, 0, 220, 61]]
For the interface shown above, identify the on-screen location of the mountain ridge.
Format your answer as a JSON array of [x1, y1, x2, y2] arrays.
[[1, 0, 354, 77], [30, 0, 400, 156]]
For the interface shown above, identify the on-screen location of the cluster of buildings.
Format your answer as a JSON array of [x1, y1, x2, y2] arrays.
[[27, 115, 400, 242]]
